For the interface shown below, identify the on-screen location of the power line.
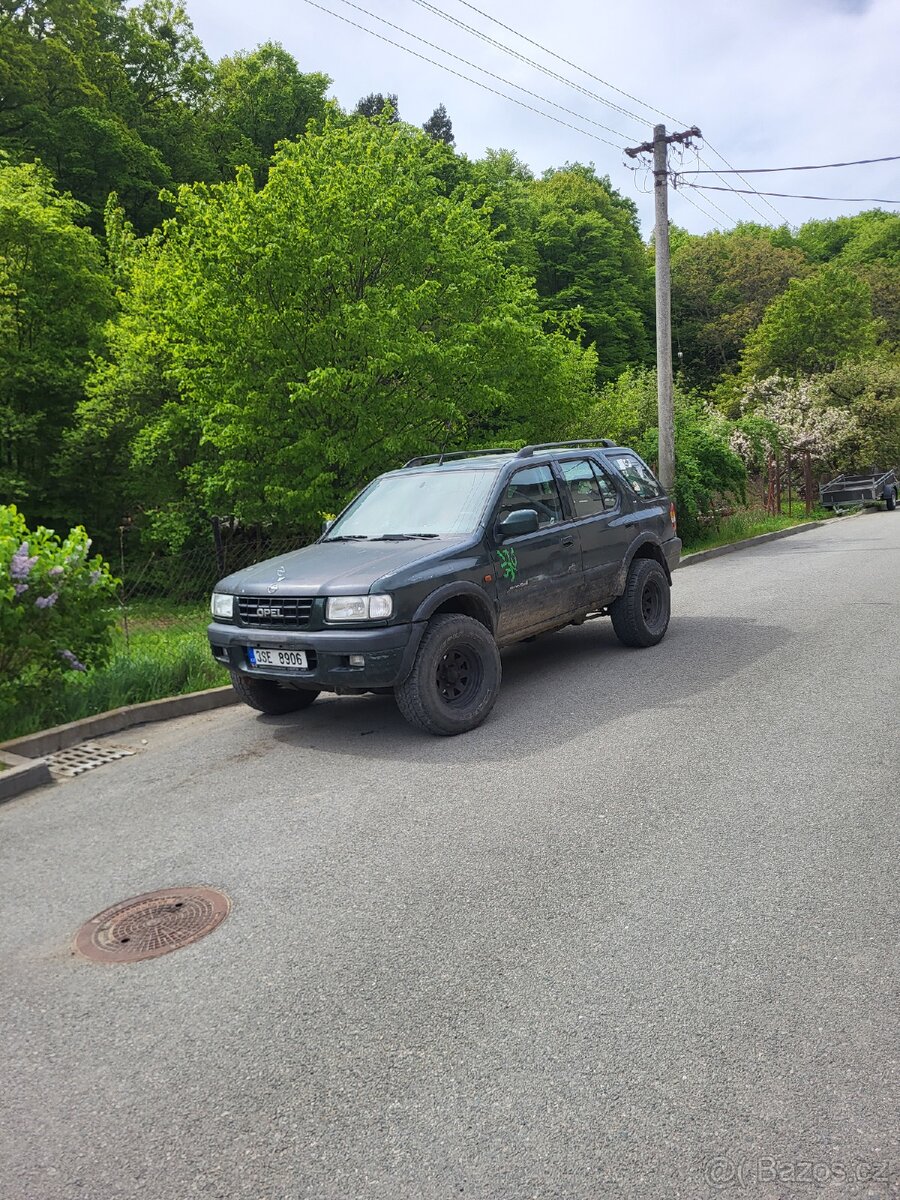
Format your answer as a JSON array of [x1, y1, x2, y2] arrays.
[[680, 182, 900, 204], [696, 145, 788, 223], [407, 0, 647, 129], [675, 188, 726, 231], [331, 0, 631, 142], [298, 0, 623, 149], [679, 154, 900, 175], [449, 0, 681, 126], [439, 0, 786, 224]]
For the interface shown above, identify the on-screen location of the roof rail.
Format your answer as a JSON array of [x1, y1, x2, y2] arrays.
[[515, 438, 615, 459], [403, 448, 516, 468]]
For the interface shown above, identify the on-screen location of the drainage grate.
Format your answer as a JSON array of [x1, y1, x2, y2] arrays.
[[47, 741, 135, 779], [75, 886, 230, 964]]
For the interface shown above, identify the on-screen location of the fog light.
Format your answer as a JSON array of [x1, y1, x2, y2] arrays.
[[349, 654, 365, 667]]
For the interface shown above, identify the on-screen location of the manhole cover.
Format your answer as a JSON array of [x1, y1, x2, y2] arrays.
[[74, 886, 230, 964], [48, 741, 134, 779]]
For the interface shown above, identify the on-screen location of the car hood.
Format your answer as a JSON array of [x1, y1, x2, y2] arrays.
[[214, 537, 471, 596]]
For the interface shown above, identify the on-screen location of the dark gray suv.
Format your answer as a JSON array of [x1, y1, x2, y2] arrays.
[[208, 440, 681, 735]]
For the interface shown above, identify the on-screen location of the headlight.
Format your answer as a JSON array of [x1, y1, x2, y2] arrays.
[[211, 592, 234, 620], [326, 594, 393, 621]]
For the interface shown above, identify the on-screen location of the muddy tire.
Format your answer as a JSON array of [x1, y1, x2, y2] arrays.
[[395, 614, 501, 736], [229, 671, 319, 715], [610, 558, 671, 648]]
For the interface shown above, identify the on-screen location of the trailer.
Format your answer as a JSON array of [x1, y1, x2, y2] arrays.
[[819, 468, 898, 511]]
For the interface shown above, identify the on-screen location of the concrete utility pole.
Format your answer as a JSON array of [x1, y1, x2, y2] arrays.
[[625, 124, 701, 492]]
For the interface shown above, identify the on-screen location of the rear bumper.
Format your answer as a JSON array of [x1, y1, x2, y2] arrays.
[[664, 536, 682, 575], [207, 620, 426, 691]]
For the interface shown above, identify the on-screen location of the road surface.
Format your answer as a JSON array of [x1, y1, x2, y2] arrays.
[[1, 513, 898, 1199]]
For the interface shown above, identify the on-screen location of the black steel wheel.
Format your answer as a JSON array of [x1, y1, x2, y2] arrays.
[[395, 614, 501, 735], [610, 557, 671, 648]]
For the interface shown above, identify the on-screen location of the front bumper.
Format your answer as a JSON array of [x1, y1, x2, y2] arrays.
[[207, 620, 426, 691]]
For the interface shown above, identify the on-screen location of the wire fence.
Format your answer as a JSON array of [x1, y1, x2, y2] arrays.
[[115, 524, 306, 646]]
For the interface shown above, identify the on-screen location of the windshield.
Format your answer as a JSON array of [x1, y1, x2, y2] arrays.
[[326, 469, 498, 540]]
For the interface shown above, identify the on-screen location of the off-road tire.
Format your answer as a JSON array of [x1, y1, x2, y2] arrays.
[[886, 488, 897, 511], [229, 671, 320, 715], [395, 614, 501, 736], [610, 558, 671, 648]]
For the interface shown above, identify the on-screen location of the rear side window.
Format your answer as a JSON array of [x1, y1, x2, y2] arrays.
[[498, 464, 564, 528], [611, 454, 663, 500], [560, 458, 619, 516]]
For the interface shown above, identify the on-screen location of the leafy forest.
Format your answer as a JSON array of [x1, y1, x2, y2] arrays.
[[3, 0, 900, 559]]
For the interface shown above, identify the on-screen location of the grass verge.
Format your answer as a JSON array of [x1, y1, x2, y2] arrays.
[[682, 506, 835, 556]]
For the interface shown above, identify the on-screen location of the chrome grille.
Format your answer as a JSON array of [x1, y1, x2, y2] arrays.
[[237, 596, 314, 629]]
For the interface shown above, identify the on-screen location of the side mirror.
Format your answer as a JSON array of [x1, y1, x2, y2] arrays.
[[497, 508, 539, 540], [321, 519, 334, 535]]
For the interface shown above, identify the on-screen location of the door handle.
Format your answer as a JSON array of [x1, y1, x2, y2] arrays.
[[561, 535, 574, 546]]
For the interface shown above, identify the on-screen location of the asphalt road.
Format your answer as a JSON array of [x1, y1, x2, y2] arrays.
[[2, 513, 899, 1200]]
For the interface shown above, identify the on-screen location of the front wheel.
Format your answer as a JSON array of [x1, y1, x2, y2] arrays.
[[610, 558, 671, 648], [886, 488, 897, 511], [229, 670, 320, 715], [395, 614, 501, 736]]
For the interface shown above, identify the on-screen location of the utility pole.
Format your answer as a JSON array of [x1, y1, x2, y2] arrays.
[[625, 124, 701, 492]]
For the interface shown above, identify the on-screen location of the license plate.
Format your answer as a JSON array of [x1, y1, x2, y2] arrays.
[[247, 647, 308, 669]]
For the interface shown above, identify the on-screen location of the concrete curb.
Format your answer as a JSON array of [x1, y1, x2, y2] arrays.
[[677, 519, 826, 568], [0, 751, 52, 804], [0, 685, 238, 763]]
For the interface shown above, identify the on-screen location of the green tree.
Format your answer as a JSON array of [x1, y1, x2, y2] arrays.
[[467, 149, 539, 276], [0, 161, 113, 521], [422, 103, 454, 146], [0, 0, 210, 231], [206, 42, 330, 186], [531, 164, 652, 384], [671, 225, 808, 384], [78, 115, 595, 544], [354, 92, 399, 122], [740, 265, 878, 379]]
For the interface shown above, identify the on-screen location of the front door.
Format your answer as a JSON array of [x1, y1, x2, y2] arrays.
[[491, 463, 582, 642]]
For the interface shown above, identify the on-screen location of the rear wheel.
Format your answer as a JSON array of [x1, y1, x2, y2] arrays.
[[229, 671, 320, 715], [886, 488, 897, 511], [395, 614, 501, 736], [610, 558, 671, 648]]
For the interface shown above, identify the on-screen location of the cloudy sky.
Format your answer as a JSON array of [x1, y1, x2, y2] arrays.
[[186, 0, 900, 239]]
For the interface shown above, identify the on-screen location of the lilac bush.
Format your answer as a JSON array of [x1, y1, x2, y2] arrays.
[[1, 505, 117, 704]]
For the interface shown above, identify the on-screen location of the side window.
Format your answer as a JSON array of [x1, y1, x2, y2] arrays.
[[498, 464, 564, 530], [612, 454, 663, 500], [561, 458, 619, 516], [560, 458, 618, 517]]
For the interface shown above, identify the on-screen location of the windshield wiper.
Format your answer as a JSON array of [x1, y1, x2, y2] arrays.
[[369, 533, 441, 541], [324, 534, 369, 542]]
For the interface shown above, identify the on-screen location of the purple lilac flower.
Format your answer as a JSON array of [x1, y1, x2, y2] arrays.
[[48, 565, 64, 578], [89, 569, 101, 585], [13, 582, 28, 596], [35, 592, 58, 609], [59, 649, 86, 672], [10, 542, 38, 581]]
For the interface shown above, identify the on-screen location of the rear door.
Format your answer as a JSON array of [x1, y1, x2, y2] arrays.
[[557, 457, 632, 607], [606, 452, 669, 541], [490, 463, 582, 641]]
